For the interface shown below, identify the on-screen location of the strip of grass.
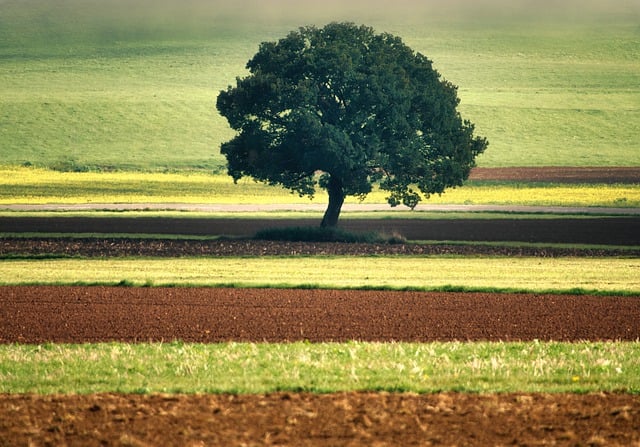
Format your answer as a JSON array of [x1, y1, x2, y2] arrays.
[[1, 167, 639, 207], [1, 341, 638, 394], [1, 257, 638, 294]]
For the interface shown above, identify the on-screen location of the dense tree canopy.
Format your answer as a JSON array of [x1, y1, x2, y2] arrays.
[[217, 22, 488, 227]]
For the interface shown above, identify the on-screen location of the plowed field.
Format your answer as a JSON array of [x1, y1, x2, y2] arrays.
[[468, 166, 640, 183], [2, 287, 639, 344], [2, 216, 640, 245], [2, 392, 638, 447]]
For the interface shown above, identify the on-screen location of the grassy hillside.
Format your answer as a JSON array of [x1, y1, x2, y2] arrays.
[[1, 0, 639, 171]]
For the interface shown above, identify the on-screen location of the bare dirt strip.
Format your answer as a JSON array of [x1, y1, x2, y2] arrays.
[[1, 392, 638, 447], [468, 166, 640, 183], [3, 237, 640, 258], [2, 216, 640, 245], [2, 287, 639, 344]]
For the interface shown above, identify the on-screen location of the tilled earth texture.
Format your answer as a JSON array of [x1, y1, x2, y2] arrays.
[[1, 392, 638, 447], [468, 166, 640, 183], [2, 287, 639, 344], [3, 165, 640, 447], [2, 217, 640, 245]]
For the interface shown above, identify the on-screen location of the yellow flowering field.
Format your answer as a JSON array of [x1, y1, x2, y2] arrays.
[[0, 167, 638, 207]]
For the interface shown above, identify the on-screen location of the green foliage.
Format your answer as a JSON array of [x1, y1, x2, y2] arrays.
[[49, 157, 91, 173], [218, 23, 487, 226]]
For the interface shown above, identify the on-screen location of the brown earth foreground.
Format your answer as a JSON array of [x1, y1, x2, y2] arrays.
[[1, 286, 640, 446], [1, 392, 638, 447]]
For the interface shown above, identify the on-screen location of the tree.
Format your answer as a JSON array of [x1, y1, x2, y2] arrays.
[[217, 22, 488, 227]]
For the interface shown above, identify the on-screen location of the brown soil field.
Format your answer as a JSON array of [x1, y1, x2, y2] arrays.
[[3, 287, 639, 344], [2, 237, 640, 258], [1, 392, 638, 447], [469, 166, 640, 183], [2, 216, 640, 245]]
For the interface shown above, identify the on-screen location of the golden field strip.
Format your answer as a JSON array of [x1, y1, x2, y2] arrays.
[[2, 257, 638, 294], [1, 167, 639, 207]]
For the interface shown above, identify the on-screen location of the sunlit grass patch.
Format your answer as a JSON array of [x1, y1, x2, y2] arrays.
[[1, 256, 638, 294], [1, 341, 638, 394], [1, 4, 639, 171]]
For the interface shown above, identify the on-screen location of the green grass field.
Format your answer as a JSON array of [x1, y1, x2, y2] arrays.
[[2, 256, 638, 294], [1, 0, 639, 171], [2, 341, 638, 394]]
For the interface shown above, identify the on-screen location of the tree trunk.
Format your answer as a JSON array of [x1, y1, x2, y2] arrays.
[[321, 176, 345, 228]]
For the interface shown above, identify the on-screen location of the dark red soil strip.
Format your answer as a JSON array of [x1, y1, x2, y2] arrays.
[[469, 166, 640, 183], [2, 286, 638, 344], [2, 392, 638, 447], [2, 237, 640, 258]]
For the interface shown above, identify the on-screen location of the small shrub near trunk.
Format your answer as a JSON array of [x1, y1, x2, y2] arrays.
[[254, 227, 406, 244]]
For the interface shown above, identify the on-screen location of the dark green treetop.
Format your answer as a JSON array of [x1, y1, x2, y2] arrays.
[[217, 22, 488, 227]]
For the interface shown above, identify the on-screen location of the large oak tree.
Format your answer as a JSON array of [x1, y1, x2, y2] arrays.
[[217, 22, 488, 227]]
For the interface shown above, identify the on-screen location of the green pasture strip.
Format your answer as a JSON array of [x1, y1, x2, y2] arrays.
[[1, 257, 638, 295], [1, 341, 638, 395], [1, 1, 639, 169], [1, 168, 639, 207]]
